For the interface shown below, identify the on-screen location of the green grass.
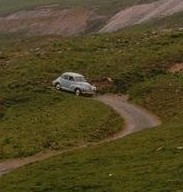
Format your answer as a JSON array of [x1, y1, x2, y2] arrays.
[[0, 122, 182, 192], [129, 74, 183, 122], [2, 26, 183, 90], [1, 26, 183, 160], [0, 34, 128, 160], [1, 72, 183, 192], [1, 20, 183, 191], [141, 11, 183, 30], [0, 90, 123, 159], [0, 35, 124, 158]]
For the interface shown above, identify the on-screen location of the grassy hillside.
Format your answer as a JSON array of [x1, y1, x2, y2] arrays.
[[0, 34, 126, 159], [130, 74, 183, 122], [1, 125, 183, 192], [138, 11, 183, 30], [1, 24, 183, 88], [0, 91, 123, 159], [1, 24, 183, 159], [0, 0, 159, 15], [1, 74, 183, 191], [0, 20, 183, 191]]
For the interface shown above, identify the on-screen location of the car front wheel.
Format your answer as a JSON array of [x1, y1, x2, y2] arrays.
[[75, 88, 81, 96], [55, 83, 61, 90]]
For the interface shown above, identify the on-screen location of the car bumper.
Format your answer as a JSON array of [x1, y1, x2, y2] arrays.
[[81, 90, 96, 95]]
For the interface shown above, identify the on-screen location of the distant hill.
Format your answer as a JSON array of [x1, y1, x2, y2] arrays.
[[0, 0, 159, 15], [0, 7, 105, 36], [0, 0, 183, 36]]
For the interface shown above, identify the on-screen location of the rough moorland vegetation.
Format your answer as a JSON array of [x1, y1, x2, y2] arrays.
[[0, 2, 183, 191]]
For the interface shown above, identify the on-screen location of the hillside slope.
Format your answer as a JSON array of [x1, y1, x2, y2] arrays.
[[1, 0, 183, 36], [0, 8, 183, 191], [0, 7, 104, 36], [0, 0, 159, 15], [100, 0, 183, 32]]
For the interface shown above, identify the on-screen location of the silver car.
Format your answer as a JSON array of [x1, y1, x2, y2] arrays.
[[53, 72, 96, 96]]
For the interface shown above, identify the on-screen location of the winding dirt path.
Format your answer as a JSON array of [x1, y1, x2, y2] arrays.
[[96, 95, 161, 139], [0, 94, 161, 177]]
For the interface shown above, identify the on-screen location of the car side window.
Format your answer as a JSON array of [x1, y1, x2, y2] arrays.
[[69, 76, 74, 81], [62, 75, 69, 80]]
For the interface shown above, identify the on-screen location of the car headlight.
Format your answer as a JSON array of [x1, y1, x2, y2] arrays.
[[86, 86, 90, 90], [92, 86, 97, 91], [82, 86, 90, 91]]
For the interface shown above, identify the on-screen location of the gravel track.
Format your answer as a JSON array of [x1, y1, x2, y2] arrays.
[[0, 94, 161, 177], [95, 94, 161, 139]]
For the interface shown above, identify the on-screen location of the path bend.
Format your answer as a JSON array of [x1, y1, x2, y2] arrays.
[[0, 94, 161, 176], [95, 94, 161, 140]]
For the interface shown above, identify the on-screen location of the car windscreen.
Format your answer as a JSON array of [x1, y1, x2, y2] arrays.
[[75, 76, 86, 82]]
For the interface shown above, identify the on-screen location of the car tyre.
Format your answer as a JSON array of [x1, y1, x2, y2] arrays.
[[55, 83, 61, 90], [75, 88, 81, 96]]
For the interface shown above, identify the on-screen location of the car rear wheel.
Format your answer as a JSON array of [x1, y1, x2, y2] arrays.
[[75, 88, 81, 96], [55, 83, 61, 90]]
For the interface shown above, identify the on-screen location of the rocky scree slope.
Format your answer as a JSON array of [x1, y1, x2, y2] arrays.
[[100, 0, 183, 32]]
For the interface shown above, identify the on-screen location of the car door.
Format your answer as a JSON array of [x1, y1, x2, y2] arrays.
[[67, 76, 75, 91], [61, 74, 69, 90], [61, 75, 75, 91]]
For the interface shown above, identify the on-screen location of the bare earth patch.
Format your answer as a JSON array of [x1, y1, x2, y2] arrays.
[[168, 63, 183, 73], [0, 7, 104, 36], [0, 94, 161, 177]]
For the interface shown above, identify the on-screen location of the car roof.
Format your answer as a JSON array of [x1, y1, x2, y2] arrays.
[[62, 72, 84, 77]]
